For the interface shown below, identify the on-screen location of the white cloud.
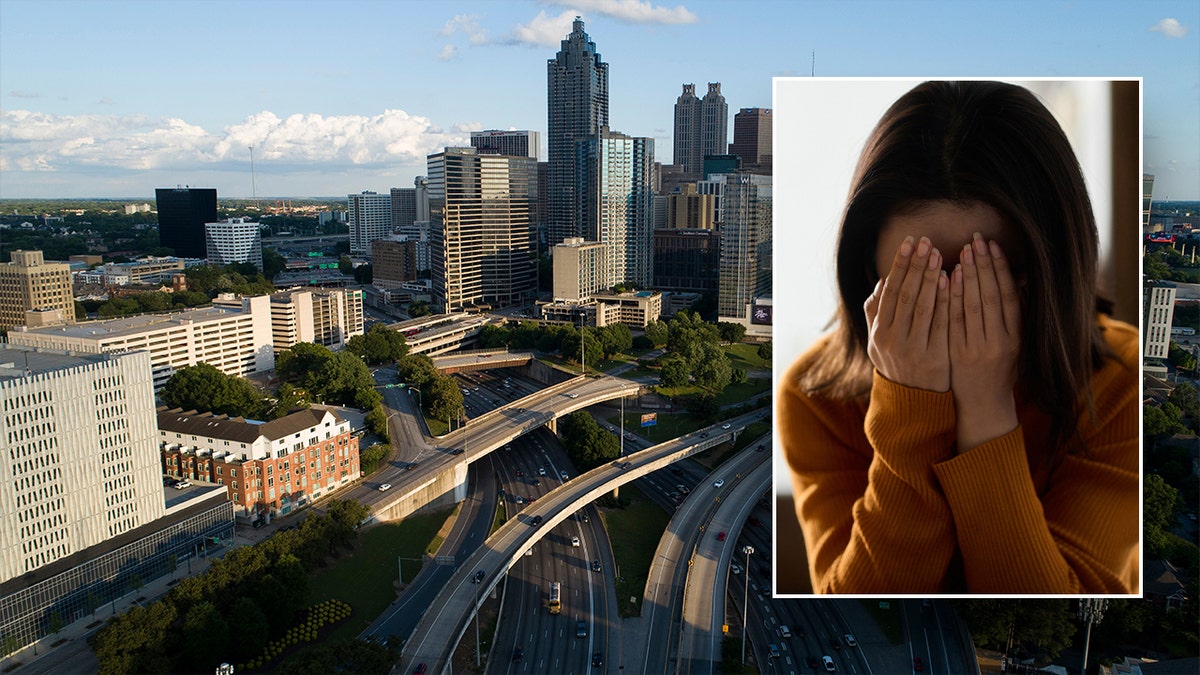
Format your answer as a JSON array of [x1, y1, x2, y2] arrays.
[[437, 44, 457, 61], [441, 13, 488, 45], [510, 9, 577, 46], [1149, 17, 1187, 38], [1, 108, 469, 176], [554, 0, 698, 25]]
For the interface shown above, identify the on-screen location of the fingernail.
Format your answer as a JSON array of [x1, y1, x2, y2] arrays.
[[928, 248, 940, 270], [916, 237, 931, 257], [938, 270, 948, 289], [988, 240, 1003, 258], [962, 243, 974, 266], [973, 232, 987, 256], [953, 265, 962, 285], [900, 236, 915, 257]]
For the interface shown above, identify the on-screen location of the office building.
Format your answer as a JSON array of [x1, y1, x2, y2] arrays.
[[717, 173, 773, 334], [155, 187, 217, 259], [547, 17, 609, 246], [392, 187, 417, 231], [270, 287, 364, 350], [206, 218, 263, 271], [1143, 174, 1155, 230], [371, 237, 419, 287], [653, 228, 720, 293], [577, 129, 655, 288], [666, 184, 716, 230], [552, 237, 607, 303], [1143, 279, 1176, 377], [0, 250, 75, 332], [729, 108, 773, 174], [158, 407, 358, 520], [348, 191, 392, 255], [428, 147, 537, 313], [471, 130, 541, 160], [7, 297, 274, 390], [673, 82, 728, 178]]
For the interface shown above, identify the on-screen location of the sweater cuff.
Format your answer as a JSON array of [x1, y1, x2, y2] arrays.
[[932, 426, 1039, 546], [865, 370, 956, 469]]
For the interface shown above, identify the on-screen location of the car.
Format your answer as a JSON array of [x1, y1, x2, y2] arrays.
[[526, 495, 537, 502], [405, 462, 417, 471], [592, 652, 603, 667], [669, 491, 681, 501], [174, 480, 191, 489], [576, 620, 588, 637], [806, 655, 820, 669], [473, 570, 485, 584], [755, 444, 766, 452], [713, 479, 725, 488], [722, 423, 731, 429], [560, 470, 569, 480], [700, 432, 708, 438], [670, 467, 683, 475], [515, 495, 524, 504], [461, 388, 470, 394], [538, 466, 546, 476], [451, 448, 465, 455], [717, 531, 727, 541], [413, 664, 427, 674], [532, 478, 541, 486], [778, 624, 791, 638], [620, 461, 632, 469], [530, 515, 543, 525], [592, 559, 602, 572], [731, 563, 742, 575], [571, 536, 581, 547], [823, 655, 836, 672], [512, 647, 524, 662], [378, 483, 392, 492], [829, 637, 841, 651], [568, 393, 579, 399], [516, 469, 523, 476], [581, 513, 589, 523], [768, 644, 781, 659], [163, 477, 178, 487], [913, 656, 924, 671], [843, 634, 857, 647], [525, 547, 534, 556]]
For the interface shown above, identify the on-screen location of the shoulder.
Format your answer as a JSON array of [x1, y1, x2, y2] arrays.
[[1078, 315, 1138, 463], [1097, 314, 1139, 370], [779, 335, 867, 454]]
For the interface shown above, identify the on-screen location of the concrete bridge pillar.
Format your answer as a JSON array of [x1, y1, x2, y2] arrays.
[[545, 417, 557, 434]]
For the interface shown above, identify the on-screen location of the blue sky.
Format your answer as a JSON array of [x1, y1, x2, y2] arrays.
[[1, 0, 1196, 200]]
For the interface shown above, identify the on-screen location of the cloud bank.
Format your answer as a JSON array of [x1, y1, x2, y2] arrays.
[[505, 0, 698, 47], [1149, 18, 1188, 38]]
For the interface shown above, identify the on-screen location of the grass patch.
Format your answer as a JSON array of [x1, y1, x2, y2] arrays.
[[599, 485, 671, 617], [306, 507, 455, 641], [426, 417, 449, 436], [490, 497, 507, 535], [725, 343, 770, 371], [655, 383, 706, 398], [610, 411, 705, 444], [713, 378, 772, 406], [860, 599, 904, 644]]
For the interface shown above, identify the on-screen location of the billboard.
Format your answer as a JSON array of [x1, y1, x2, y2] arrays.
[[640, 413, 657, 427]]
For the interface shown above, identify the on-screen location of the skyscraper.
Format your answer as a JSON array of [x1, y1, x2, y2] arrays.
[[155, 187, 217, 259], [717, 173, 772, 329], [471, 130, 541, 160], [205, 218, 263, 271], [577, 129, 655, 288], [0, 250, 75, 332], [673, 82, 728, 177], [729, 108, 773, 174], [428, 147, 537, 313], [547, 17, 609, 246], [348, 191, 392, 256]]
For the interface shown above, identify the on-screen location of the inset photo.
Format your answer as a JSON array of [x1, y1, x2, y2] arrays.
[[772, 78, 1142, 596]]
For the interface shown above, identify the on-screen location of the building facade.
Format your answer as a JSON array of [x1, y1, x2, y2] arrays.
[[0, 250, 75, 332], [547, 17, 609, 246], [155, 187, 218, 259], [717, 173, 773, 333], [577, 129, 655, 289], [212, 288, 364, 351], [653, 228, 720, 293], [348, 191, 392, 256], [470, 130, 541, 160], [666, 184, 716, 230], [673, 82, 728, 178], [552, 237, 607, 303], [7, 297, 274, 390], [428, 147, 537, 313], [1143, 279, 1176, 367], [729, 108, 773, 174], [391, 186, 417, 231], [0, 345, 164, 585], [158, 407, 358, 520], [370, 237, 419, 286], [205, 218, 263, 271]]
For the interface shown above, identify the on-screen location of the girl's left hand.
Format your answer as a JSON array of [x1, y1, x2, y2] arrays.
[[949, 233, 1021, 452]]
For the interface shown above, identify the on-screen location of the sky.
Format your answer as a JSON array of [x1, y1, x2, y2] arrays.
[[0, 0, 1197, 201]]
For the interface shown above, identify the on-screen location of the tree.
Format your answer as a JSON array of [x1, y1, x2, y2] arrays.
[[268, 383, 310, 419], [262, 246, 286, 279], [396, 353, 437, 389], [599, 323, 633, 357], [559, 411, 620, 470], [426, 374, 464, 422], [691, 341, 732, 392], [1145, 473, 1180, 557], [348, 323, 409, 364], [1144, 405, 1174, 437], [717, 321, 746, 344], [338, 255, 354, 274], [353, 263, 373, 285], [360, 442, 390, 475], [756, 342, 773, 362], [731, 367, 748, 384], [228, 597, 268, 662], [659, 356, 689, 388], [1167, 382, 1199, 432], [644, 319, 669, 347], [180, 601, 229, 671], [408, 300, 431, 317], [365, 404, 390, 443], [160, 363, 267, 419], [959, 600, 1076, 665], [478, 324, 511, 349]]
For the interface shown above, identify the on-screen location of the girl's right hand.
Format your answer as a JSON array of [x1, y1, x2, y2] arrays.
[[864, 235, 951, 392]]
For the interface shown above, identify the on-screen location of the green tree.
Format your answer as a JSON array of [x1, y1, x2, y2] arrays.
[[228, 597, 268, 662], [353, 263, 373, 284], [348, 323, 410, 364], [659, 356, 689, 388], [135, 291, 171, 312], [600, 323, 633, 357], [1168, 342, 1197, 373], [181, 601, 229, 671], [427, 374, 465, 422], [360, 442, 391, 475], [279, 638, 395, 675], [643, 319, 669, 347], [407, 300, 431, 317], [160, 363, 267, 418], [691, 341, 732, 392], [560, 411, 620, 470], [1145, 405, 1173, 437], [396, 353, 437, 389], [756, 341, 773, 362], [365, 404, 390, 443], [478, 324, 512, 349], [91, 600, 177, 675], [1167, 382, 1199, 432], [716, 321, 746, 344], [262, 246, 286, 279], [74, 300, 87, 320], [1145, 473, 1180, 557], [268, 383, 310, 419], [731, 367, 748, 384]]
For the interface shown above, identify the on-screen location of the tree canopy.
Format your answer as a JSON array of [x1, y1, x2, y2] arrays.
[[559, 411, 620, 471], [160, 363, 268, 419], [346, 323, 409, 365]]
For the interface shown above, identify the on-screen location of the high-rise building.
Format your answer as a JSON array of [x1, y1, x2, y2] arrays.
[[0, 250, 75, 332], [673, 82, 728, 177], [552, 237, 607, 303], [1143, 279, 1176, 366], [729, 108, 773, 174], [206, 218, 263, 271], [577, 129, 655, 288], [653, 228, 720, 293], [471, 130, 541, 160], [1143, 173, 1155, 230], [371, 238, 419, 287], [666, 184, 716, 230], [717, 173, 773, 331], [392, 187, 417, 231], [0, 345, 164, 583], [348, 191, 392, 256], [155, 187, 217, 259], [216, 288, 364, 351], [547, 17, 609, 246], [428, 147, 537, 313]]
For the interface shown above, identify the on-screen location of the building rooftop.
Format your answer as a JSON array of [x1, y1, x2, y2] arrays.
[[157, 406, 345, 444], [8, 306, 250, 340], [0, 343, 128, 382]]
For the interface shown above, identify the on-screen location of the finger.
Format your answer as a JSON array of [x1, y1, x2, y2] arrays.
[[909, 246, 942, 343], [877, 235, 916, 327], [949, 263, 966, 353], [892, 236, 934, 336], [960, 242, 985, 348], [989, 239, 1021, 336], [864, 278, 882, 326], [971, 232, 1004, 341], [930, 269, 950, 355]]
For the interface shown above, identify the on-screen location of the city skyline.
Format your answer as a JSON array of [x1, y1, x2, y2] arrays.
[[0, 0, 1197, 200]]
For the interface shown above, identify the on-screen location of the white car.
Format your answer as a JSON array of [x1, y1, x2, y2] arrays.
[[538, 467, 547, 476], [571, 536, 581, 547], [378, 483, 392, 492], [560, 471, 569, 480], [713, 479, 725, 488], [722, 423, 731, 430], [843, 634, 857, 647], [731, 563, 742, 575]]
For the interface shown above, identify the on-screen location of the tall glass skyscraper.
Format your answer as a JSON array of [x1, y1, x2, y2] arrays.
[[716, 173, 772, 325], [577, 130, 655, 288], [547, 17, 608, 247], [674, 82, 728, 178], [155, 187, 217, 259]]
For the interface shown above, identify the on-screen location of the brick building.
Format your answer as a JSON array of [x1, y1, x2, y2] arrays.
[[157, 407, 359, 521]]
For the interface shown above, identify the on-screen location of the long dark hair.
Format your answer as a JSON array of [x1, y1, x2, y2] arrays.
[[800, 80, 1112, 455]]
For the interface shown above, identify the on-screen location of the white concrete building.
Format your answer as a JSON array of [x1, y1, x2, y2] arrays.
[[206, 218, 264, 271], [348, 191, 392, 255], [552, 237, 608, 303], [0, 345, 164, 584], [216, 288, 364, 351]]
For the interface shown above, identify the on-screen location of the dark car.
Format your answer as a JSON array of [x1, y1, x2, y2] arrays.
[[451, 448, 465, 455], [592, 652, 603, 667], [829, 637, 841, 651], [473, 570, 485, 584], [412, 664, 426, 674], [530, 515, 543, 526], [405, 462, 417, 471], [620, 462, 632, 469], [913, 657, 924, 671], [532, 478, 541, 486], [512, 648, 524, 662], [806, 655, 820, 669], [576, 620, 587, 637], [592, 559, 602, 572]]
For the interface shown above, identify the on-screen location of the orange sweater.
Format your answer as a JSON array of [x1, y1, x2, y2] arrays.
[[779, 315, 1140, 594]]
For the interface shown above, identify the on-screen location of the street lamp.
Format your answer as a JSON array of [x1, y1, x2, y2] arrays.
[[1078, 598, 1108, 675], [741, 545, 755, 664]]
